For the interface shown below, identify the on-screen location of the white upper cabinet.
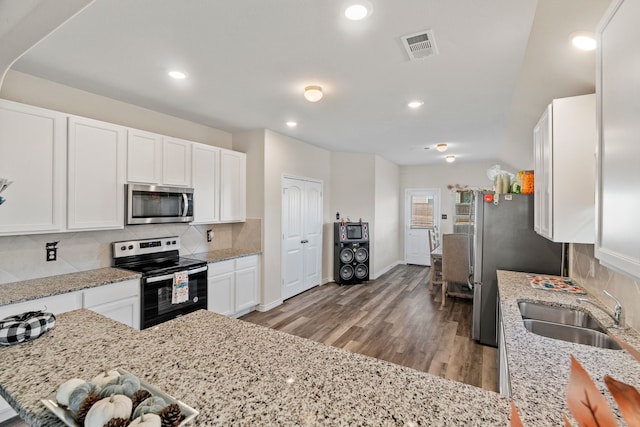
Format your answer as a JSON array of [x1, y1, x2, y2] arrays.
[[192, 143, 220, 224], [220, 148, 246, 222], [127, 129, 162, 184], [533, 94, 596, 244], [127, 131, 192, 187], [596, 0, 640, 278], [163, 137, 192, 187], [67, 116, 126, 230], [0, 100, 67, 235]]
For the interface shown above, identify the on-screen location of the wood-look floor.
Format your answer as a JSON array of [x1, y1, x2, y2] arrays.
[[241, 264, 498, 392]]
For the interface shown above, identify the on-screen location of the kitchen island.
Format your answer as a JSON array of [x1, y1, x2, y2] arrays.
[[0, 309, 511, 426], [497, 270, 640, 426]]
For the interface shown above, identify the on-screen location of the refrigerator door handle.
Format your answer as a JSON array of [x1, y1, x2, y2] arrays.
[[472, 282, 482, 341]]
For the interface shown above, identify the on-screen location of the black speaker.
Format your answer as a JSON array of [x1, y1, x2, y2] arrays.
[[334, 222, 370, 285]]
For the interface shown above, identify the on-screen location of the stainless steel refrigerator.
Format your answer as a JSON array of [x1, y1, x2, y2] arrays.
[[471, 192, 563, 347]]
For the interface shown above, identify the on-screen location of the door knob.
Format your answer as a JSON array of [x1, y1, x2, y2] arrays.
[[301, 240, 309, 244]]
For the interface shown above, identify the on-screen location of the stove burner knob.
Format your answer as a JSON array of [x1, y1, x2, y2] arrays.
[[172, 240, 177, 245], [166, 241, 172, 245], [120, 246, 126, 251], [128, 245, 134, 250]]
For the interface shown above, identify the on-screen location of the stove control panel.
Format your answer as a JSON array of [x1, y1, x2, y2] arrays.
[[113, 236, 181, 258]]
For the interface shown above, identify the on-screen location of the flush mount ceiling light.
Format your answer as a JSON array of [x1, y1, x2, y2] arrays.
[[408, 100, 424, 109], [570, 31, 596, 51], [445, 155, 456, 163], [168, 70, 187, 80], [436, 143, 448, 152], [345, 4, 369, 20], [286, 121, 298, 127], [304, 85, 323, 102]]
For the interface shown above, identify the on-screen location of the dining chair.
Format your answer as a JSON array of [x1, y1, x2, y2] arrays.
[[441, 233, 472, 307], [428, 228, 442, 293]]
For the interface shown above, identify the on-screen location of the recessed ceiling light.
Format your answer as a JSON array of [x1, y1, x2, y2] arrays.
[[445, 155, 456, 163], [345, 4, 369, 20], [436, 143, 448, 152], [408, 100, 424, 109], [286, 121, 298, 127], [304, 85, 323, 102], [168, 70, 187, 80], [570, 31, 596, 51]]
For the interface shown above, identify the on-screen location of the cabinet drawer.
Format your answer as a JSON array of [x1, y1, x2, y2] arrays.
[[0, 292, 82, 319], [235, 255, 258, 269], [208, 259, 235, 276], [83, 279, 139, 308]]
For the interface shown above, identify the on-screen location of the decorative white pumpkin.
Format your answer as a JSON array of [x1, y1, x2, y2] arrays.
[[91, 369, 121, 387], [55, 378, 85, 407], [129, 413, 162, 427], [84, 394, 132, 427]]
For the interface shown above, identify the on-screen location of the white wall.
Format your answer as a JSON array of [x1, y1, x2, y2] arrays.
[[0, 70, 232, 148], [262, 129, 332, 306], [330, 152, 375, 222], [374, 155, 401, 276]]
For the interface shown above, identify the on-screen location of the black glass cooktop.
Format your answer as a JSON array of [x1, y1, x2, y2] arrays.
[[117, 256, 206, 277]]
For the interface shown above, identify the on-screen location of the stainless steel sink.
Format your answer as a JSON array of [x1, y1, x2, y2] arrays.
[[522, 319, 622, 350], [518, 301, 604, 332]]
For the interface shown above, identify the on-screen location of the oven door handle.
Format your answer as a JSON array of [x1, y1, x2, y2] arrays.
[[145, 266, 208, 284], [182, 193, 189, 217]]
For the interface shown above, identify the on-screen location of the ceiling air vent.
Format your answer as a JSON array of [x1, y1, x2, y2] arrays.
[[401, 30, 438, 61]]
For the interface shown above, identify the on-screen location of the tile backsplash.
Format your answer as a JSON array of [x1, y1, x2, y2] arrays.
[[571, 243, 640, 332], [0, 219, 262, 284]]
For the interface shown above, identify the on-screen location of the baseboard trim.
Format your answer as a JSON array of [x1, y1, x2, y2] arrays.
[[371, 260, 404, 280], [256, 299, 283, 312]]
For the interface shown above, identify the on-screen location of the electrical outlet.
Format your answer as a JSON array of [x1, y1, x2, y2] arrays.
[[46, 248, 57, 262], [588, 259, 596, 278], [206, 229, 213, 242]]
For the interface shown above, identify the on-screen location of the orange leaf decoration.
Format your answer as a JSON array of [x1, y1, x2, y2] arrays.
[[563, 413, 574, 426], [510, 402, 524, 427], [566, 355, 618, 426], [605, 375, 640, 427]]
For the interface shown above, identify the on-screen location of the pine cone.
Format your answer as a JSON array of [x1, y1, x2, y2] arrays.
[[76, 393, 100, 425], [159, 403, 182, 427], [104, 417, 130, 427], [131, 389, 152, 412]]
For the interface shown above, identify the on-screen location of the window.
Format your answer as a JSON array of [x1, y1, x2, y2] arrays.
[[410, 195, 434, 228]]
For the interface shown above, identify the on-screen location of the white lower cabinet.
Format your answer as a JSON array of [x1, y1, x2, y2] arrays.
[[208, 255, 258, 317], [82, 279, 140, 329]]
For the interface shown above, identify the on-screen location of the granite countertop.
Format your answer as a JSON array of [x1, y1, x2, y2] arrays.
[[192, 248, 261, 263], [0, 268, 140, 307], [0, 309, 511, 426], [497, 270, 640, 426]]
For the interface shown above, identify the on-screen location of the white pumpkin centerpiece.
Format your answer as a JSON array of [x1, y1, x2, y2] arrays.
[[91, 369, 121, 387], [84, 394, 132, 427], [130, 412, 162, 427], [54, 378, 85, 407]]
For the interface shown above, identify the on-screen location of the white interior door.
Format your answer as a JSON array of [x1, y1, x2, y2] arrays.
[[405, 188, 440, 266], [282, 177, 323, 300]]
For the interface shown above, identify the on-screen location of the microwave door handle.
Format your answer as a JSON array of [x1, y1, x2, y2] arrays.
[[182, 193, 189, 217]]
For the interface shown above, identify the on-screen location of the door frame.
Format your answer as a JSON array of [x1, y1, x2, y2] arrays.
[[404, 188, 441, 266], [281, 174, 324, 300]]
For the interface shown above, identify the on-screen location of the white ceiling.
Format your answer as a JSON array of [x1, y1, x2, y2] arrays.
[[6, 0, 612, 167]]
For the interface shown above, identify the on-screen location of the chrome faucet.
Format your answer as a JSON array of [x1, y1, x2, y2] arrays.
[[577, 290, 623, 328]]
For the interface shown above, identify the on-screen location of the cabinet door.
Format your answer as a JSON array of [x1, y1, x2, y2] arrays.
[[163, 137, 192, 186], [220, 149, 246, 222], [0, 100, 66, 235], [192, 143, 220, 224], [0, 292, 82, 320], [127, 129, 162, 184], [208, 271, 234, 316], [67, 117, 126, 230], [533, 105, 552, 239], [596, 0, 640, 278], [235, 266, 257, 313], [86, 296, 140, 329]]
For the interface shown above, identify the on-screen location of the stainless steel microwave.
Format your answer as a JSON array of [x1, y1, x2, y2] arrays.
[[126, 184, 194, 224]]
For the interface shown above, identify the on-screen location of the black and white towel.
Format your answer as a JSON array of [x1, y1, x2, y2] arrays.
[[0, 310, 56, 346]]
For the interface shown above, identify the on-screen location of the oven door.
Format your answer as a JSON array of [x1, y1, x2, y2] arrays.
[[141, 265, 207, 329]]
